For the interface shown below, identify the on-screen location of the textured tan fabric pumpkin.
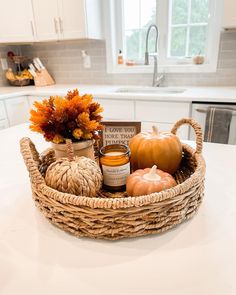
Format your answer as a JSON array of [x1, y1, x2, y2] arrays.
[[45, 140, 102, 197], [129, 126, 182, 174], [126, 165, 177, 197]]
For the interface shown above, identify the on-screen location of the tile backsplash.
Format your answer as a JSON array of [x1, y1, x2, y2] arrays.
[[1, 31, 236, 87]]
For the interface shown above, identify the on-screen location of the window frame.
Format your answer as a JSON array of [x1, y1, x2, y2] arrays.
[[103, 0, 223, 74], [167, 0, 209, 59]]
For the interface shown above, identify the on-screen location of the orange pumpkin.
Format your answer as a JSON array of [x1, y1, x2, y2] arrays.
[[126, 165, 177, 197], [129, 126, 182, 174]]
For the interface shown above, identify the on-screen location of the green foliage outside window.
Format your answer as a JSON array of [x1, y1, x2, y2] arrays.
[[125, 8, 156, 61], [124, 0, 209, 61]]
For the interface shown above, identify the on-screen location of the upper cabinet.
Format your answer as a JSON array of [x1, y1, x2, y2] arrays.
[[58, 0, 87, 40], [223, 0, 236, 29], [31, 0, 59, 41], [0, 0, 35, 43], [32, 0, 103, 41], [0, 0, 103, 43]]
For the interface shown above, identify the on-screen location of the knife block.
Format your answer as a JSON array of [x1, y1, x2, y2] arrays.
[[34, 69, 55, 87]]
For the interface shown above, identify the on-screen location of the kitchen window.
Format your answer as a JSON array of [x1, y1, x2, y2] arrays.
[[168, 0, 209, 58], [123, 0, 157, 62], [104, 0, 223, 73]]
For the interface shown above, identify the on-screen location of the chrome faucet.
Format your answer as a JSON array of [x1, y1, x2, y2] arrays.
[[145, 24, 164, 87]]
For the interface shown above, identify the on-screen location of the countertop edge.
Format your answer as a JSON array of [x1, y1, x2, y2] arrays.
[[1, 84, 236, 103]]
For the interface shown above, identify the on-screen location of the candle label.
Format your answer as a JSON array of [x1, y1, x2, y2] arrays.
[[102, 163, 130, 186]]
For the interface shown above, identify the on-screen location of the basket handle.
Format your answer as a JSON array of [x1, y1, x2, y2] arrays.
[[171, 118, 203, 154], [20, 137, 45, 185]]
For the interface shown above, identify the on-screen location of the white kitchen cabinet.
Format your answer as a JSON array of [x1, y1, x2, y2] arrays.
[[141, 121, 189, 140], [58, 0, 86, 40], [0, 120, 9, 130], [29, 95, 135, 121], [96, 99, 135, 121], [5, 97, 30, 127], [136, 101, 190, 123], [136, 101, 190, 139], [1, 93, 191, 139], [32, 0, 103, 41], [0, 0, 35, 43], [223, 0, 236, 29], [31, 0, 59, 41], [0, 101, 7, 121], [0, 101, 9, 129], [28, 96, 45, 108]]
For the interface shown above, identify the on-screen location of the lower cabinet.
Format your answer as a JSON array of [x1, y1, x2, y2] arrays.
[[0, 94, 191, 140], [29, 96, 136, 121], [0, 101, 7, 120], [141, 121, 189, 140], [96, 98, 135, 120], [136, 101, 191, 139], [4, 96, 30, 126], [28, 95, 45, 108], [0, 100, 9, 129], [0, 119, 9, 130]]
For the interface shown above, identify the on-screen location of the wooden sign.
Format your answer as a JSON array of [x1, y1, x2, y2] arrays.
[[100, 121, 141, 147]]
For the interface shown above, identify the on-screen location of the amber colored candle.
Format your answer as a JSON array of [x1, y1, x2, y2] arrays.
[[99, 144, 131, 191]]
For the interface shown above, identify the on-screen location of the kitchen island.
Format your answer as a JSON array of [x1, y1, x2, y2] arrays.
[[0, 123, 236, 295]]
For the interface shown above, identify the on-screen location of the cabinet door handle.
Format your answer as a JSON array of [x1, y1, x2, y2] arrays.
[[59, 17, 63, 34], [30, 21, 35, 36], [54, 18, 58, 34]]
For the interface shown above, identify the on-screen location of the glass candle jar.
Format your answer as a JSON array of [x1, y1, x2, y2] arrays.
[[99, 144, 131, 191]]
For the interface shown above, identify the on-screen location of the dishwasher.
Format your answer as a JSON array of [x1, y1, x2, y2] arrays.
[[190, 102, 236, 144]]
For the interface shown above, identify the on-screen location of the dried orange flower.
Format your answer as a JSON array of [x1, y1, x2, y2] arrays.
[[52, 134, 64, 144], [83, 132, 93, 140], [72, 128, 83, 140], [29, 89, 103, 143]]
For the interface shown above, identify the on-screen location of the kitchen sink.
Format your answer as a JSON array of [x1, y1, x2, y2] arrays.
[[115, 86, 186, 94]]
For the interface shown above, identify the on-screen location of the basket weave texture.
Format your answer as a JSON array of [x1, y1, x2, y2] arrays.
[[8, 79, 31, 86], [20, 118, 206, 240]]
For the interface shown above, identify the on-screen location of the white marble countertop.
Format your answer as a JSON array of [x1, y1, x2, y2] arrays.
[[0, 123, 236, 295], [1, 84, 236, 103]]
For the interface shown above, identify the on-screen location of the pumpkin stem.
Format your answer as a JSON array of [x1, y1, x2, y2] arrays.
[[143, 165, 161, 181], [66, 139, 74, 162], [152, 126, 158, 135]]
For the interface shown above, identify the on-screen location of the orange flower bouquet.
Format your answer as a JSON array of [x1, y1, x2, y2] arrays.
[[29, 89, 103, 144]]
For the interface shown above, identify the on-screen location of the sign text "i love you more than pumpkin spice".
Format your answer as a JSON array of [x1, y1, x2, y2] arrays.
[[101, 122, 141, 146]]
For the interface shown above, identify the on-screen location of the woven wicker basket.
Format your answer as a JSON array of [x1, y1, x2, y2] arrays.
[[20, 118, 206, 240]]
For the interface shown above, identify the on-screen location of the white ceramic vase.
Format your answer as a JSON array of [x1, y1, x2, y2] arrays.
[[51, 140, 95, 160]]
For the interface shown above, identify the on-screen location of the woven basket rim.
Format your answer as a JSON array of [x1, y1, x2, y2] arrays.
[[33, 143, 205, 209], [21, 118, 206, 210]]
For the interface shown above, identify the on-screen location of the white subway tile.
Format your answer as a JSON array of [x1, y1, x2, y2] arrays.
[[1, 32, 236, 87]]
